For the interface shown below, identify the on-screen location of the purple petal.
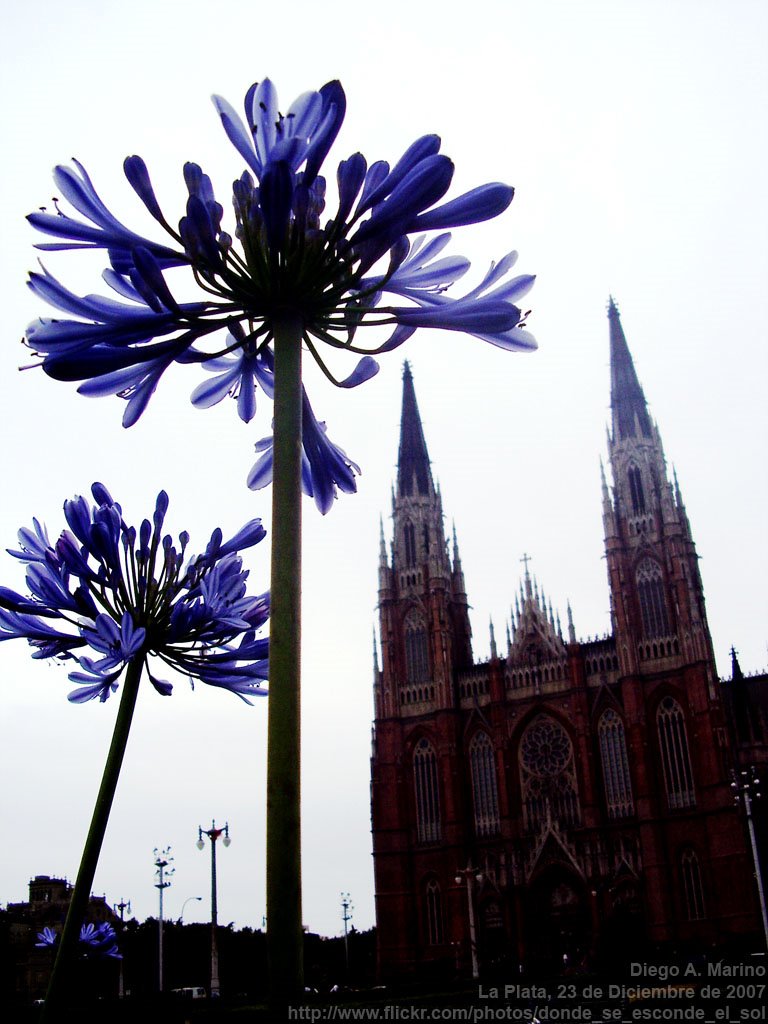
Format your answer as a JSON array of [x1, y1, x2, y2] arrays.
[[336, 356, 380, 388], [190, 364, 242, 409], [212, 94, 261, 177], [410, 183, 514, 232], [357, 134, 442, 215], [391, 299, 521, 333], [123, 156, 167, 224]]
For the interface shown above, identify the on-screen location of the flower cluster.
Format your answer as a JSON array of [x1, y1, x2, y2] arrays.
[[25, 78, 535, 513], [0, 484, 269, 703], [36, 922, 122, 959]]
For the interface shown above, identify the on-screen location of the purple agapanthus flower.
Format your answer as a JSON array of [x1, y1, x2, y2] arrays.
[[24, 77, 535, 512], [0, 484, 269, 703], [36, 922, 122, 959], [36, 927, 58, 948]]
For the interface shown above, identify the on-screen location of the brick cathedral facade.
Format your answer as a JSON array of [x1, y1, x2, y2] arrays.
[[370, 300, 762, 979]]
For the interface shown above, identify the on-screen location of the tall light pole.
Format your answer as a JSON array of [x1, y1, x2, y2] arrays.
[[197, 820, 231, 997], [153, 847, 174, 993], [731, 766, 768, 950], [114, 898, 131, 999], [455, 865, 483, 980], [340, 893, 353, 975]]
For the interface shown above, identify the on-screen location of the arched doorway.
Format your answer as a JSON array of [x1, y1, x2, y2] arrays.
[[599, 880, 646, 967], [478, 897, 508, 969], [525, 868, 591, 972]]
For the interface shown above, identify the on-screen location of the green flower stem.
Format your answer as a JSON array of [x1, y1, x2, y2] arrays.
[[42, 658, 143, 1020], [266, 313, 304, 1001]]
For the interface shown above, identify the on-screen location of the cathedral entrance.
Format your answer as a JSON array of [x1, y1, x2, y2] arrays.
[[599, 880, 646, 966], [478, 897, 509, 970], [525, 869, 591, 973]]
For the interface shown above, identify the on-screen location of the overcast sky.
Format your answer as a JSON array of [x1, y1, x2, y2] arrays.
[[0, 0, 766, 942]]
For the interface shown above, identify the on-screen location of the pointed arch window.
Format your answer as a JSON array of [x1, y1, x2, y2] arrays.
[[414, 738, 441, 843], [424, 879, 444, 944], [598, 710, 634, 818], [628, 464, 646, 514], [519, 715, 581, 831], [404, 521, 416, 567], [636, 559, 671, 638], [469, 732, 501, 836], [680, 848, 705, 920], [656, 697, 696, 809], [405, 610, 429, 683]]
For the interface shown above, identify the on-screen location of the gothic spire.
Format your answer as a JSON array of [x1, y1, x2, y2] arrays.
[[397, 361, 433, 497], [608, 297, 652, 441], [730, 645, 744, 682], [567, 601, 576, 643]]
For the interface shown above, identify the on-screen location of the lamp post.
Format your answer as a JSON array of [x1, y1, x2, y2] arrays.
[[340, 893, 353, 975], [114, 898, 131, 999], [179, 895, 203, 923], [153, 847, 174, 993], [731, 766, 768, 950], [455, 865, 483, 980], [197, 820, 231, 997]]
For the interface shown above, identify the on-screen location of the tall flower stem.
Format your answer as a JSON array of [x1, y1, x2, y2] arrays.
[[42, 658, 143, 1019], [266, 314, 304, 1000]]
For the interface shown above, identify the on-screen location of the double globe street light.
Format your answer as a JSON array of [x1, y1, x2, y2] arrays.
[[197, 821, 231, 997]]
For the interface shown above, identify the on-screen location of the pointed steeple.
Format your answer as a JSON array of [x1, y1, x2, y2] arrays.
[[603, 298, 715, 671], [397, 361, 433, 497], [452, 521, 467, 592], [567, 601, 576, 643], [730, 645, 744, 682], [378, 515, 390, 592], [608, 297, 652, 441]]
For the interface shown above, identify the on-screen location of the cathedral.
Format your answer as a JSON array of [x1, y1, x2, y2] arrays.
[[370, 300, 763, 980]]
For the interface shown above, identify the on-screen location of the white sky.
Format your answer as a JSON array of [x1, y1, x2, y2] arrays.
[[0, 0, 766, 941]]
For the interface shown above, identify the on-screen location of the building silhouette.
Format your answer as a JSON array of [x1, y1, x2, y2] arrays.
[[371, 300, 763, 979], [4, 874, 120, 1001]]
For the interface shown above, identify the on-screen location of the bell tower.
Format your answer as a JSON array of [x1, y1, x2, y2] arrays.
[[602, 298, 715, 681], [376, 362, 472, 719]]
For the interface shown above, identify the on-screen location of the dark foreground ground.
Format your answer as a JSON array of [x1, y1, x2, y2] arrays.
[[8, 956, 768, 1024]]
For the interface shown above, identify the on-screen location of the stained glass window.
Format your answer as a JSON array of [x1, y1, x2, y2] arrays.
[[414, 738, 441, 842], [598, 710, 634, 818], [425, 879, 444, 944], [519, 716, 580, 830], [405, 611, 429, 683], [680, 848, 705, 920], [637, 559, 670, 638], [657, 697, 695, 809], [469, 732, 501, 836]]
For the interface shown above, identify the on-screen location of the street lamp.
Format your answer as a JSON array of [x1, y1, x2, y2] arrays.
[[731, 766, 768, 950], [340, 893, 354, 974], [197, 820, 231, 997], [153, 846, 174, 993], [455, 865, 483, 980], [179, 895, 203, 923], [114, 898, 131, 999]]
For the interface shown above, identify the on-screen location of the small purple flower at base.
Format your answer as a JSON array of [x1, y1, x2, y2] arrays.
[[36, 923, 122, 959], [24, 76, 535, 512], [0, 484, 269, 704], [79, 922, 122, 959], [36, 927, 58, 948]]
